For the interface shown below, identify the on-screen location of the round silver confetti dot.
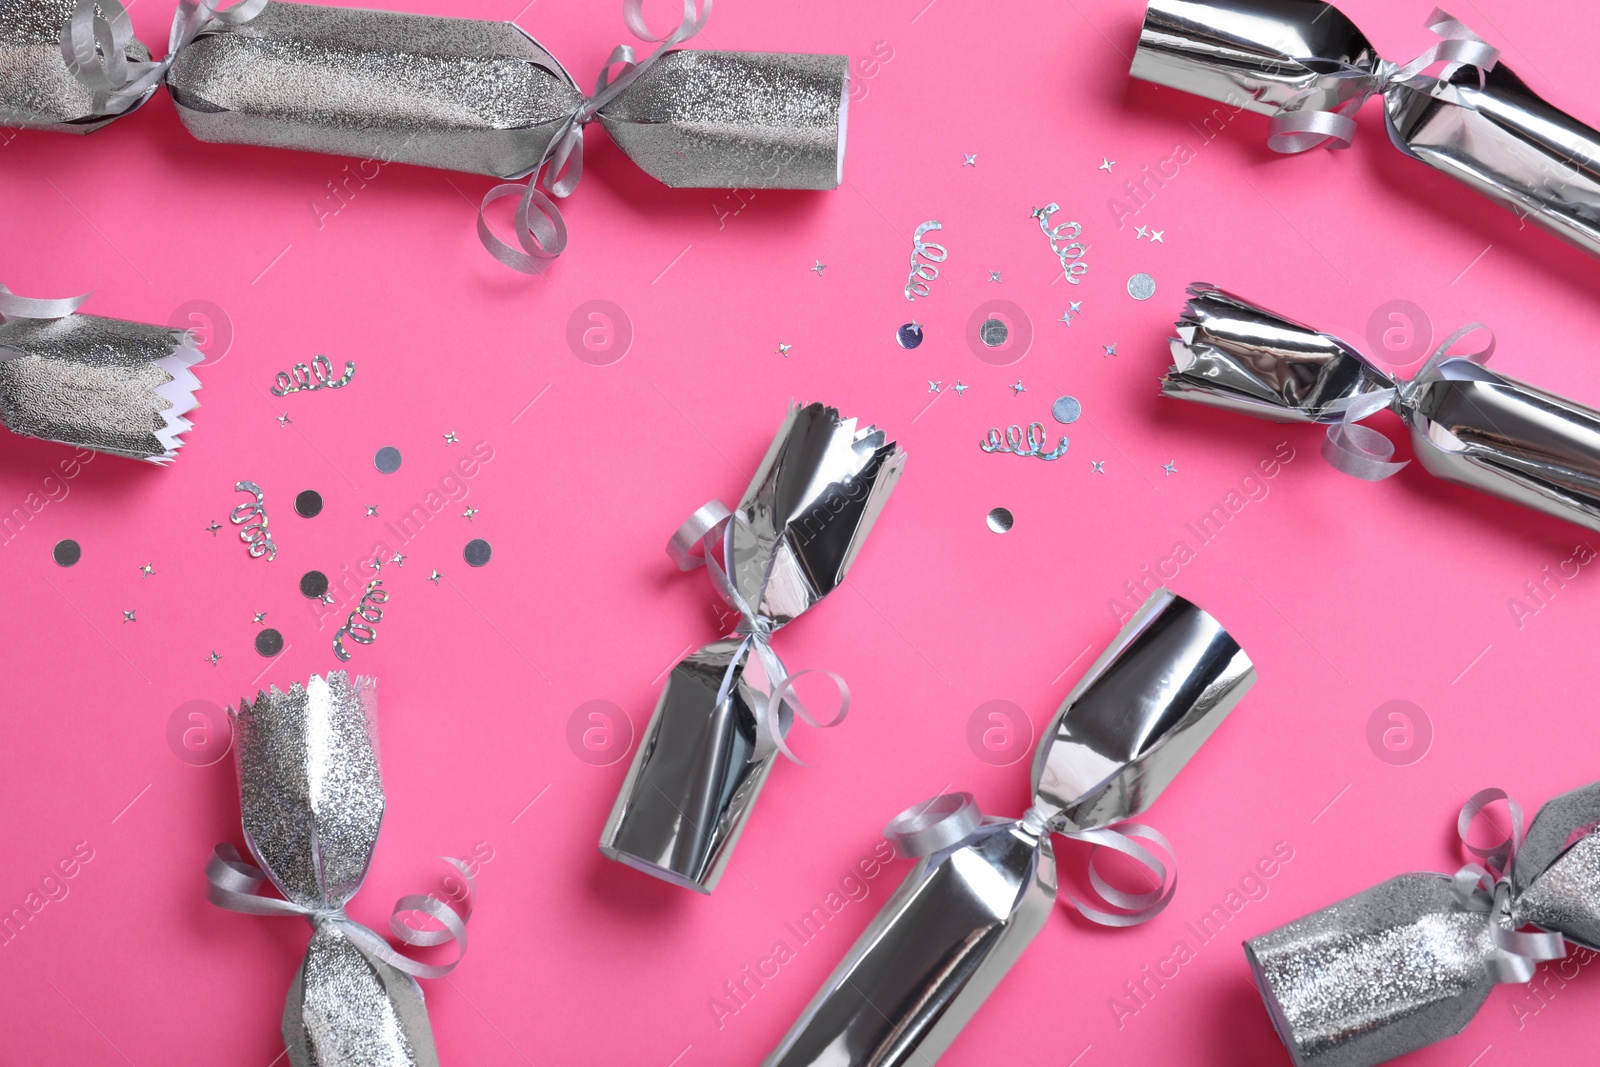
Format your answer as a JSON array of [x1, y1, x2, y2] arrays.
[[52, 539, 81, 567], [464, 539, 493, 567], [254, 628, 284, 657], [986, 508, 1014, 534], [294, 490, 323, 518], [1051, 396, 1082, 424], [1127, 273, 1157, 301], [979, 318, 1009, 347], [896, 323, 924, 349], [299, 570, 330, 599], [373, 446, 403, 474]]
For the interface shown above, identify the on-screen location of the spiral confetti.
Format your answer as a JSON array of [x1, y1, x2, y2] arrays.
[[270, 355, 356, 395], [1032, 204, 1088, 285], [980, 423, 1069, 461], [332, 579, 389, 661], [229, 481, 278, 561], [904, 220, 947, 301]]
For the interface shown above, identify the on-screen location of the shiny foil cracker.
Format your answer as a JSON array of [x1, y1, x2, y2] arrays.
[[228, 672, 442, 1067], [0, 0, 154, 131], [764, 589, 1257, 1067], [600, 402, 905, 893], [1164, 284, 1600, 532], [164, 0, 847, 186], [0, 310, 202, 463], [1246, 780, 1600, 1067], [1130, 0, 1600, 258]]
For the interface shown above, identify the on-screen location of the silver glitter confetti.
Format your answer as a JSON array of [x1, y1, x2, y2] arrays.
[[271, 354, 355, 395], [978, 318, 1008, 347], [373, 446, 402, 474], [463, 539, 492, 567], [254, 628, 284, 657], [294, 489, 322, 517], [230, 480, 277, 561], [300, 571, 329, 599], [52, 538, 80, 566], [981, 424, 1068, 461], [895, 323, 923, 349], [986, 507, 1013, 533], [1127, 272, 1157, 300], [332, 579, 388, 661], [1032, 203, 1088, 284], [904, 221, 946, 300], [1052, 396, 1082, 424]]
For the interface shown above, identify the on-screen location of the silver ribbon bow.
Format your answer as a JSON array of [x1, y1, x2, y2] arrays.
[[884, 791, 1179, 927], [206, 844, 470, 980], [1449, 787, 1567, 983], [62, 0, 267, 113], [1319, 321, 1496, 481], [1267, 8, 1500, 153], [667, 498, 850, 766], [477, 0, 712, 275]]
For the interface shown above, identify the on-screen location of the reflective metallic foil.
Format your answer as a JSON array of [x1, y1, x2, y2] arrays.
[[0, 312, 202, 463], [764, 590, 1256, 1067], [230, 673, 438, 1067], [1131, 0, 1600, 258], [0, 0, 154, 131], [1165, 283, 1600, 532], [601, 402, 905, 893], [598, 50, 847, 189]]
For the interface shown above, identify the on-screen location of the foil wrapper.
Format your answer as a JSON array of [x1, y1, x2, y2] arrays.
[[228, 672, 442, 1067], [764, 589, 1257, 1067], [1246, 780, 1600, 1067], [600, 401, 905, 893], [1130, 0, 1600, 258], [1164, 284, 1600, 531], [0, 0, 154, 131], [163, 0, 846, 186], [0, 309, 202, 463]]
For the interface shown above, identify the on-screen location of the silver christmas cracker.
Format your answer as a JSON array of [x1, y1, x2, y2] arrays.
[[764, 589, 1257, 1067], [1164, 284, 1600, 532], [221, 672, 453, 1067], [1247, 781, 1600, 1067], [600, 401, 905, 894], [1131, 0, 1600, 259], [0, 0, 156, 131], [0, 303, 202, 463]]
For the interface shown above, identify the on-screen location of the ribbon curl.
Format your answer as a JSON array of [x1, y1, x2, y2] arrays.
[[1449, 787, 1566, 983], [1267, 8, 1500, 153], [478, 0, 712, 274], [62, 0, 267, 114], [667, 498, 850, 766]]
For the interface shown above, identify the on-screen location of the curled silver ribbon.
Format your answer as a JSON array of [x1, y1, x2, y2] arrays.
[[1449, 788, 1566, 983], [981, 423, 1069, 461], [884, 792, 1177, 928], [0, 285, 92, 322], [667, 500, 850, 765], [478, 0, 712, 275], [230, 480, 277, 561], [333, 579, 388, 661], [206, 844, 470, 979], [1034, 204, 1087, 285], [904, 220, 947, 300], [271, 355, 356, 396], [62, 0, 267, 112], [1266, 8, 1501, 153], [1319, 322, 1496, 481]]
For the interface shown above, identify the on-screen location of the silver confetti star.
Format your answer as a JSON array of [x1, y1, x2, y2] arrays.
[[428, 570, 442, 585], [1134, 225, 1150, 239], [989, 270, 1002, 283], [205, 520, 220, 535], [963, 153, 977, 166], [811, 260, 827, 275], [1058, 311, 1074, 326], [139, 562, 153, 577], [1092, 460, 1106, 473], [123, 610, 136, 623], [928, 381, 941, 394], [1103, 343, 1118, 357], [365, 504, 378, 516], [1070, 302, 1082, 313], [368, 556, 385, 573], [952, 381, 969, 395], [320, 593, 335, 605], [1099, 158, 1116, 173], [1151, 230, 1165, 243], [463, 507, 479, 521], [253, 611, 267, 624], [443, 431, 459, 444], [1162, 461, 1178, 476], [207, 651, 221, 666], [776, 343, 792, 357], [277, 412, 292, 426], [1030, 206, 1049, 220], [1011, 380, 1026, 396], [391, 552, 406, 567]]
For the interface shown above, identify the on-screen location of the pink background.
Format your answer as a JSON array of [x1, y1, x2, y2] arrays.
[[4, 0, 1600, 1063]]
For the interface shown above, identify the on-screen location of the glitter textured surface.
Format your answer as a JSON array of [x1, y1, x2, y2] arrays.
[[166, 1, 581, 178], [289, 925, 430, 1067], [0, 312, 202, 462], [0, 0, 153, 130], [599, 50, 847, 190], [1516, 829, 1600, 949]]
